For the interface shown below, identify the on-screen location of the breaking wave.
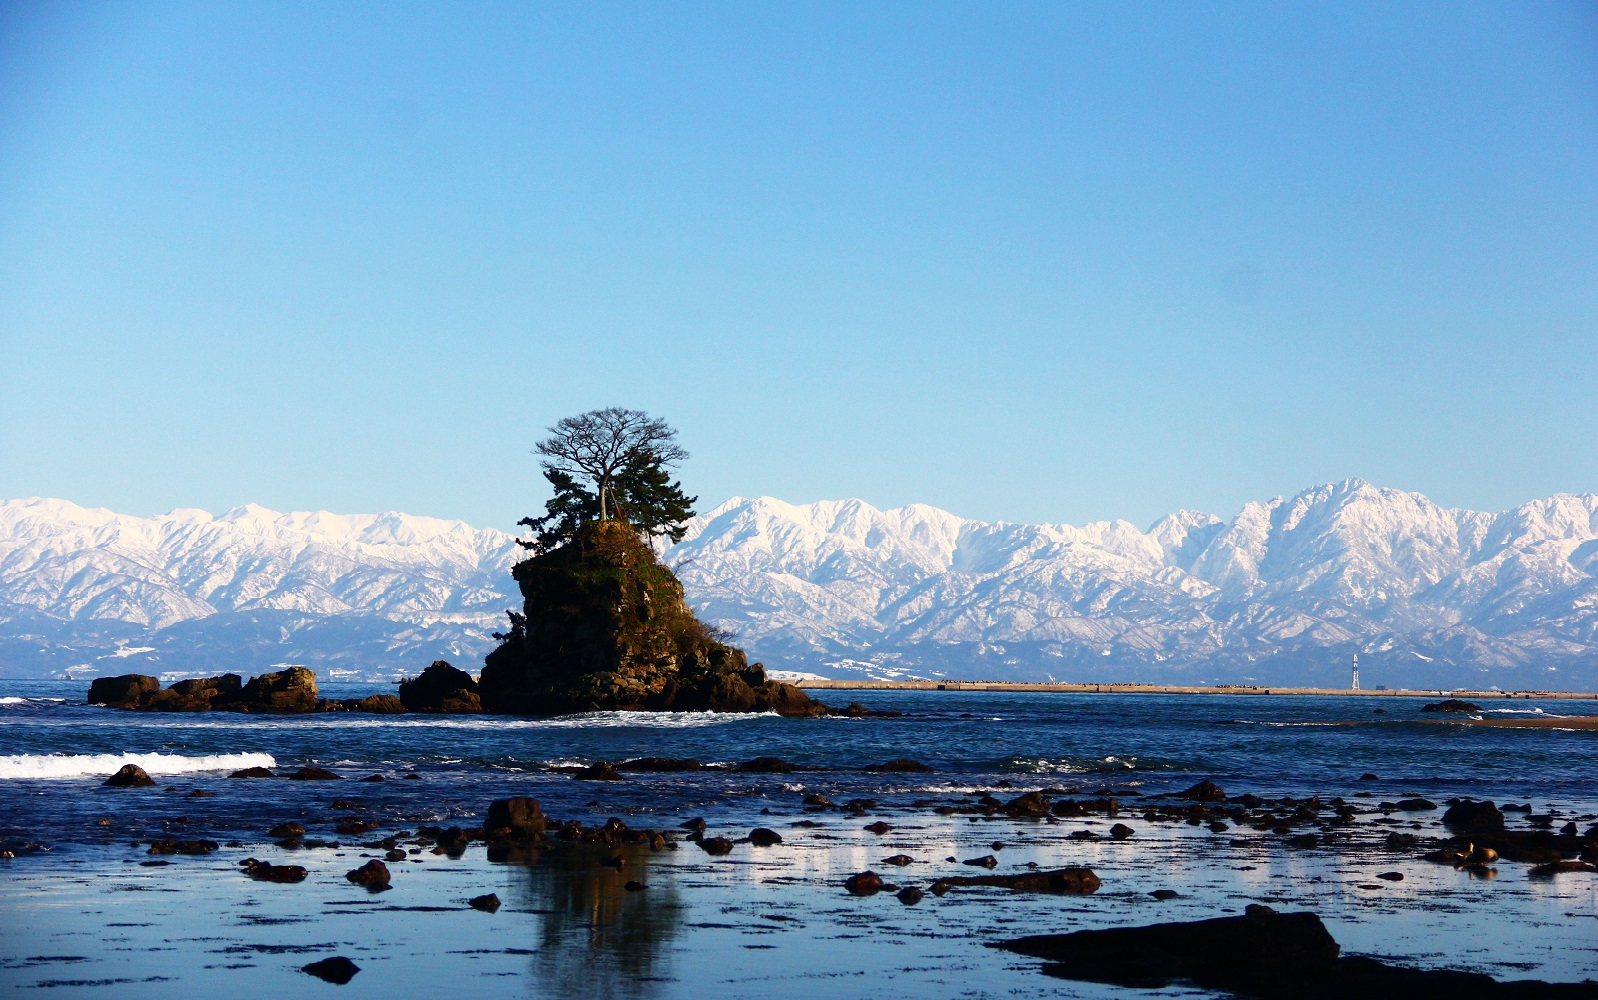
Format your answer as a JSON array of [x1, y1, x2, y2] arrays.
[[0, 752, 276, 780], [0, 697, 65, 707]]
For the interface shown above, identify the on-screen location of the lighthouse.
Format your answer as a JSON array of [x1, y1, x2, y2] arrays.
[[1351, 652, 1360, 691]]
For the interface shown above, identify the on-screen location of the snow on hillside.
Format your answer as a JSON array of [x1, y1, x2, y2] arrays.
[[3, 480, 1597, 687]]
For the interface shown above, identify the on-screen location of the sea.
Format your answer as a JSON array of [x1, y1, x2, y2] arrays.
[[2, 679, 1596, 998]]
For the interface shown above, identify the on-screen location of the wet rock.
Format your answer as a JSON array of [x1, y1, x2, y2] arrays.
[[1376, 872, 1404, 881], [624, 880, 646, 891], [1393, 798, 1436, 811], [737, 757, 799, 774], [802, 793, 834, 807], [398, 660, 482, 713], [1177, 780, 1227, 802], [359, 774, 385, 783], [1151, 889, 1182, 901], [1110, 823, 1135, 840], [844, 871, 884, 896], [963, 855, 999, 868], [269, 822, 306, 839], [88, 674, 160, 709], [574, 762, 623, 781], [935, 867, 1101, 894], [1360, 773, 1379, 781], [146, 838, 218, 855], [881, 854, 914, 866], [1421, 699, 1482, 713], [748, 828, 783, 847], [323, 694, 406, 715], [863, 759, 932, 773], [485, 797, 546, 839], [384, 849, 406, 862], [896, 886, 924, 905], [1442, 799, 1505, 833], [697, 837, 734, 856], [229, 766, 275, 779], [1384, 832, 1418, 849], [288, 767, 342, 781], [104, 764, 155, 788], [302, 956, 360, 984], [243, 859, 308, 883], [617, 757, 704, 772], [1004, 791, 1052, 817], [345, 859, 391, 888], [680, 817, 707, 835], [468, 892, 501, 912], [864, 821, 892, 835]]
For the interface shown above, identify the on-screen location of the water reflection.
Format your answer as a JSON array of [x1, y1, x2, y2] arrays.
[[503, 843, 685, 1000]]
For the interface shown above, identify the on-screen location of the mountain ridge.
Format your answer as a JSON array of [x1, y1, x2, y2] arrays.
[[3, 480, 1596, 688]]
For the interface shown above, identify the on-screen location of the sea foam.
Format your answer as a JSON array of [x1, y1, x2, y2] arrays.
[[0, 751, 276, 780]]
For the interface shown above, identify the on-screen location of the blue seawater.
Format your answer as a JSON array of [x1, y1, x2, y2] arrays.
[[3, 679, 1595, 851]]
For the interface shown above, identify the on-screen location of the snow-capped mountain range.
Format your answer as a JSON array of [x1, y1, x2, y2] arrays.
[[3, 479, 1597, 688]]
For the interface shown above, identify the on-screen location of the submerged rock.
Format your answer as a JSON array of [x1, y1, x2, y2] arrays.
[[477, 521, 829, 716], [302, 957, 360, 984], [1421, 699, 1483, 713], [104, 764, 155, 788], [934, 867, 1100, 895]]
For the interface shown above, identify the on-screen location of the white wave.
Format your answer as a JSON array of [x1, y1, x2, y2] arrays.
[[0, 697, 65, 706], [0, 751, 276, 780], [1485, 708, 1569, 717]]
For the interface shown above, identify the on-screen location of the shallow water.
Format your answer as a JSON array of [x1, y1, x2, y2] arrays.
[[1, 682, 1596, 997]]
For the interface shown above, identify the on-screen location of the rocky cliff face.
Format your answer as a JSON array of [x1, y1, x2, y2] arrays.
[[479, 521, 824, 716]]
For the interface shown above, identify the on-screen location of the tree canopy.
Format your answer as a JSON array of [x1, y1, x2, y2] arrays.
[[519, 408, 697, 551]]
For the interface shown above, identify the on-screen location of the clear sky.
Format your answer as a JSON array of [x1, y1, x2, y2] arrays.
[[2, 2, 1595, 531]]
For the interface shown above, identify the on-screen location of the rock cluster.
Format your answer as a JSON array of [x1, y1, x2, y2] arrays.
[[89, 667, 408, 714], [477, 521, 827, 716]]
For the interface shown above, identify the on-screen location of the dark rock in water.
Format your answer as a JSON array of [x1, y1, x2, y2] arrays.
[[963, 855, 999, 868], [345, 860, 391, 888], [398, 661, 482, 714], [937, 867, 1100, 895], [680, 817, 707, 834], [88, 674, 160, 709], [881, 854, 915, 867], [1443, 799, 1505, 832], [230, 766, 275, 779], [302, 956, 360, 984], [802, 793, 834, 807], [148, 674, 242, 712], [863, 758, 932, 772], [864, 821, 892, 835], [697, 836, 734, 856], [1151, 889, 1182, 900], [359, 774, 385, 783], [617, 757, 704, 772], [1377, 872, 1404, 881], [243, 859, 308, 883], [230, 667, 320, 714], [321, 694, 406, 715], [844, 871, 884, 896], [748, 828, 783, 847], [288, 767, 343, 781], [996, 907, 1587, 998], [1360, 773, 1380, 781], [738, 757, 800, 773], [623, 880, 646, 892], [477, 521, 829, 716], [469, 892, 501, 912], [104, 764, 155, 787], [1394, 798, 1436, 811], [146, 838, 219, 855], [268, 822, 306, 839], [485, 797, 546, 840], [1110, 823, 1135, 840], [385, 849, 406, 862], [573, 762, 623, 781], [1421, 699, 1482, 713], [896, 886, 924, 905], [1177, 780, 1226, 802]]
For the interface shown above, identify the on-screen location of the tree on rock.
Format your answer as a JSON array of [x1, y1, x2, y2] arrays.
[[521, 408, 696, 551]]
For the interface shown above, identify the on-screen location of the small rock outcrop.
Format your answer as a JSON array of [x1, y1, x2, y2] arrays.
[[88, 674, 161, 708], [397, 661, 482, 713], [478, 521, 827, 716], [302, 957, 360, 984], [1421, 699, 1483, 713], [86, 667, 320, 714], [104, 764, 155, 788]]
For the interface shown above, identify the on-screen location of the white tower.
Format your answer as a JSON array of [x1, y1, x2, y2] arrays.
[[1351, 652, 1360, 691]]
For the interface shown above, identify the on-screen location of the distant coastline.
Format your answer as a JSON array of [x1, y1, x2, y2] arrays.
[[793, 679, 1598, 700]]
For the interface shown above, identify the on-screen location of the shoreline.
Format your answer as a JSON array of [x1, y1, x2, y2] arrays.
[[793, 679, 1598, 699]]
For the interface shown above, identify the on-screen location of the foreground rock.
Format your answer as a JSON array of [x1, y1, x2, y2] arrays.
[[477, 521, 829, 716], [997, 906, 1598, 998], [934, 867, 1100, 895], [104, 764, 155, 787]]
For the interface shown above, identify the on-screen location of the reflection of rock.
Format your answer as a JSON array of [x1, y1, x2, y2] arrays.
[[504, 845, 685, 999]]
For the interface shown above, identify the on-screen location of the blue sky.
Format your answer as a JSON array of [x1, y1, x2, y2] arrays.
[[1, 2, 1594, 530]]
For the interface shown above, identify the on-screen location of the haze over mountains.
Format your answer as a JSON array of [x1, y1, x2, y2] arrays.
[[3, 479, 1597, 689]]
